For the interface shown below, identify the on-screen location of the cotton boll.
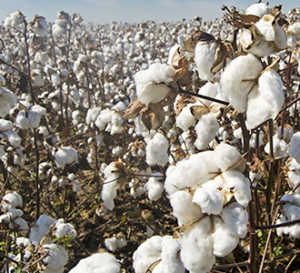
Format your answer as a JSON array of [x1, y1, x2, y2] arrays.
[[169, 190, 203, 226], [105, 236, 118, 252], [9, 217, 29, 235], [214, 143, 242, 172], [246, 70, 284, 130], [289, 132, 300, 163], [180, 217, 215, 273], [29, 214, 56, 245], [1, 191, 23, 211], [194, 41, 218, 81], [69, 253, 121, 273], [54, 219, 77, 240], [146, 133, 168, 166], [264, 137, 288, 158], [55, 147, 78, 169], [221, 202, 248, 238], [41, 244, 68, 273], [194, 112, 219, 150], [175, 104, 197, 132], [193, 187, 224, 215], [134, 63, 175, 106], [222, 170, 251, 208], [198, 82, 219, 107], [165, 151, 219, 195], [212, 216, 239, 257], [133, 235, 163, 273], [86, 107, 101, 124], [220, 54, 263, 113], [95, 109, 113, 130], [145, 177, 164, 201], [0, 119, 14, 131], [277, 125, 294, 141], [245, 2, 270, 18]]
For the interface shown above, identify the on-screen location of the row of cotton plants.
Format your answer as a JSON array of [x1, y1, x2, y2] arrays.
[[1, 1, 300, 272]]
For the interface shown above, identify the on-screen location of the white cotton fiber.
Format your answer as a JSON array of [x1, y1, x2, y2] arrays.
[[105, 236, 118, 252], [194, 112, 219, 150], [55, 147, 78, 169], [289, 132, 300, 163], [133, 235, 163, 273], [69, 253, 121, 273], [176, 104, 197, 132], [165, 151, 219, 195], [221, 202, 248, 238], [214, 143, 242, 172], [169, 190, 203, 226], [220, 54, 263, 113], [194, 41, 218, 81], [146, 133, 168, 166], [0, 119, 13, 131], [264, 137, 288, 158], [245, 2, 270, 18], [42, 244, 68, 273], [246, 70, 284, 130], [180, 217, 215, 273], [145, 177, 164, 201], [1, 191, 23, 211], [198, 81, 219, 107], [222, 170, 251, 208], [192, 187, 224, 215], [212, 216, 239, 257]]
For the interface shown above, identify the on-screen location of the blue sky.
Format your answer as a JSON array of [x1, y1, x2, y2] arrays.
[[0, 0, 298, 24]]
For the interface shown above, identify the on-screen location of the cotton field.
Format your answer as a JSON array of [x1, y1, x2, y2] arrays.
[[1, 1, 300, 272]]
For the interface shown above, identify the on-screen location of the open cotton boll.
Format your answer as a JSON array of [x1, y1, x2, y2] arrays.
[[105, 236, 118, 252], [222, 170, 251, 208], [214, 143, 242, 172], [198, 81, 219, 107], [29, 214, 56, 245], [192, 187, 224, 215], [145, 177, 164, 201], [221, 202, 248, 238], [133, 235, 163, 273], [169, 190, 203, 226], [69, 253, 121, 273], [179, 131, 196, 154], [41, 244, 68, 273], [0, 119, 14, 131], [134, 63, 175, 106], [1, 191, 23, 211], [246, 70, 284, 130], [28, 110, 41, 129], [180, 216, 215, 273], [54, 219, 77, 240], [9, 217, 29, 235], [194, 112, 219, 150], [220, 54, 263, 113], [0, 87, 17, 118], [264, 137, 288, 158], [86, 107, 101, 124], [276, 125, 294, 141], [194, 41, 218, 81], [153, 236, 185, 273], [212, 216, 239, 257], [95, 109, 113, 130], [175, 104, 197, 132], [245, 2, 270, 18], [146, 133, 168, 166], [289, 132, 300, 163], [288, 22, 300, 40], [55, 147, 78, 169], [165, 150, 219, 195]]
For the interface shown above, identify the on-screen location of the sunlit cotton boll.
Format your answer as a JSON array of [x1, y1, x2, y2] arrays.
[[212, 216, 239, 257], [133, 235, 163, 273], [1, 191, 23, 211], [192, 187, 224, 215], [180, 216, 215, 273], [146, 133, 168, 167], [194, 40, 219, 81], [289, 132, 300, 164], [54, 147, 79, 169], [246, 69, 284, 130], [145, 177, 164, 201], [134, 63, 175, 106], [245, 2, 270, 18], [0, 87, 17, 118], [54, 219, 77, 240], [264, 137, 288, 158], [220, 53, 263, 113], [41, 244, 68, 273], [69, 253, 121, 273], [194, 112, 219, 150]]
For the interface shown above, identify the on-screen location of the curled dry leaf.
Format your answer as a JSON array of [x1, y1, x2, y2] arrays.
[[123, 99, 146, 120], [181, 30, 215, 54], [249, 157, 265, 173], [190, 105, 210, 119], [140, 103, 165, 131]]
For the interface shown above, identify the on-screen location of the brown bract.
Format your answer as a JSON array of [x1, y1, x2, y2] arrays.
[[249, 157, 265, 173], [174, 95, 196, 116], [211, 40, 235, 74], [30, 15, 46, 29], [140, 103, 165, 131], [123, 100, 146, 120], [181, 30, 215, 54]]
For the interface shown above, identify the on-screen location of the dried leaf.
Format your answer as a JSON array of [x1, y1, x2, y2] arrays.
[[181, 31, 215, 54], [249, 157, 265, 173], [140, 103, 165, 131], [173, 57, 192, 87], [190, 105, 210, 119], [123, 99, 146, 120], [174, 95, 196, 116]]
